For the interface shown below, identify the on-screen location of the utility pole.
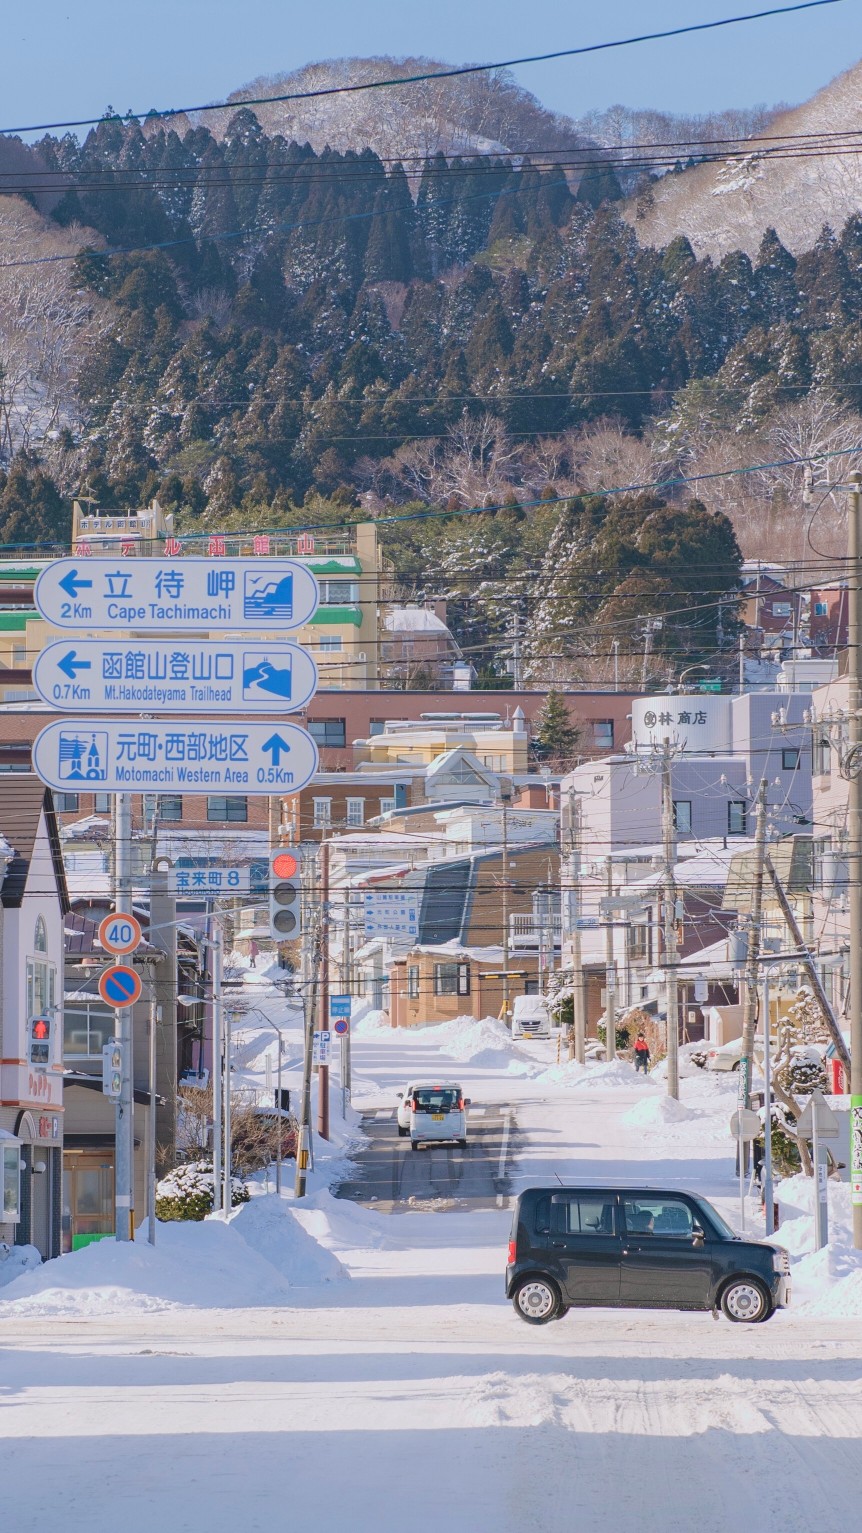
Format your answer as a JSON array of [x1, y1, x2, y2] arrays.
[[501, 780, 512, 1025], [222, 994, 232, 1219], [740, 779, 769, 1132], [317, 839, 331, 1140], [738, 633, 746, 694], [566, 789, 586, 1063], [660, 740, 679, 1100], [295, 917, 319, 1199], [846, 473, 862, 1247], [210, 923, 222, 1216], [147, 994, 159, 1245], [604, 857, 616, 1061], [612, 638, 620, 693], [114, 792, 134, 1241], [511, 614, 523, 691]]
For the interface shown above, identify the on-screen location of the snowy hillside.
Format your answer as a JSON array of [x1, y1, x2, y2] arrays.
[[627, 55, 862, 258], [210, 55, 585, 162]]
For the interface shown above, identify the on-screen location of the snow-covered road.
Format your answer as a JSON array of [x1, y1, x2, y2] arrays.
[[2, 1000, 861, 1532]]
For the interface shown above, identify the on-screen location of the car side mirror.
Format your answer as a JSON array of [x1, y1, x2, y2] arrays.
[[464, 1098, 472, 1107], [692, 1223, 705, 1247], [396, 1092, 403, 1098]]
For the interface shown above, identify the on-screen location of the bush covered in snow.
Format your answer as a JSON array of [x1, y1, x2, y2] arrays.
[[155, 1160, 250, 1222]]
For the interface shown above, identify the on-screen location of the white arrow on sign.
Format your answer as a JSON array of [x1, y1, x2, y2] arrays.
[[34, 639, 319, 714], [34, 558, 320, 632], [33, 719, 319, 795]]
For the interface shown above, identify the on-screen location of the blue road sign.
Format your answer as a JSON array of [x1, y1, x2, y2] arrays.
[[33, 719, 319, 794], [329, 995, 352, 1018], [98, 965, 143, 1009], [34, 639, 319, 713], [34, 558, 319, 632], [333, 1018, 350, 1035]]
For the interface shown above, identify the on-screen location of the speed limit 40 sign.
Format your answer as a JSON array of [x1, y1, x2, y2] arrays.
[[98, 912, 143, 956]]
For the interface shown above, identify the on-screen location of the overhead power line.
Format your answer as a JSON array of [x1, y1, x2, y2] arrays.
[[0, 2, 842, 137]]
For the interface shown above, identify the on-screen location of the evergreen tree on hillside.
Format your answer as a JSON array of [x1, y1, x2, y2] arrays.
[[532, 691, 582, 763]]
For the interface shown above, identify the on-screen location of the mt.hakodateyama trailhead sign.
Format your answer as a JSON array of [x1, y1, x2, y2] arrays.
[[33, 719, 319, 794], [34, 639, 319, 713], [34, 558, 320, 632]]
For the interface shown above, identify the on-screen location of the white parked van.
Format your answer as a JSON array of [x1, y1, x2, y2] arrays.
[[409, 1083, 470, 1150], [512, 995, 551, 1038]]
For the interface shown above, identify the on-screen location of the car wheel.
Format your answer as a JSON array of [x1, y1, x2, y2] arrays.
[[512, 1276, 561, 1325], [730, 1060, 740, 1071], [397, 1125, 408, 1137], [720, 1277, 772, 1323], [553, 1305, 570, 1321], [411, 1141, 419, 1151], [458, 1138, 468, 1149]]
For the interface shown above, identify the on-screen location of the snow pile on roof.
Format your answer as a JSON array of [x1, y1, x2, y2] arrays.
[[774, 1174, 862, 1318], [621, 1095, 704, 1129], [383, 607, 450, 634], [0, 1193, 346, 1315]]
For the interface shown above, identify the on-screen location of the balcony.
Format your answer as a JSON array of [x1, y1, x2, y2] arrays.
[[509, 911, 562, 950]]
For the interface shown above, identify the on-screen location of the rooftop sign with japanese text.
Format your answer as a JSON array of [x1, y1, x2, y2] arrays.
[[34, 639, 318, 714], [33, 719, 319, 795], [34, 558, 320, 632]]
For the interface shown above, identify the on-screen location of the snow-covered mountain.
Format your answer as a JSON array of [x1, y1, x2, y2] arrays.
[[210, 56, 585, 161], [626, 57, 862, 259]]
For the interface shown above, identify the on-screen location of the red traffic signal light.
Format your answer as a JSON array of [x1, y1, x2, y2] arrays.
[[272, 851, 299, 879], [28, 1016, 51, 1066]]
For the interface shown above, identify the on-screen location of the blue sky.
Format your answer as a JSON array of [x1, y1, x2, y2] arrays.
[[1, 1, 858, 135]]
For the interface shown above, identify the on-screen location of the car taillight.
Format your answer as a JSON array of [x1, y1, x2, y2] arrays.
[[457, 1097, 464, 1109], [507, 1240, 516, 1265]]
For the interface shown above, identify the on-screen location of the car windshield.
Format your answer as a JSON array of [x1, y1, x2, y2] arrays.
[[413, 1088, 460, 1111], [694, 1197, 735, 1239]]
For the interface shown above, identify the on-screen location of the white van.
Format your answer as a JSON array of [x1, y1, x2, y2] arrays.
[[512, 995, 551, 1039], [409, 1083, 470, 1150]]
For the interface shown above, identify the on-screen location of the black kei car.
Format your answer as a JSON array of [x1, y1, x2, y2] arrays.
[[507, 1186, 791, 1324]]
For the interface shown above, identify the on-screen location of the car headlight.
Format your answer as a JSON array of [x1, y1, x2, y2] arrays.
[[772, 1247, 790, 1275]]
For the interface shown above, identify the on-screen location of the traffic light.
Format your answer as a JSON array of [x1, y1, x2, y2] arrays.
[[28, 1016, 51, 1068], [102, 1039, 123, 1099], [269, 847, 302, 940]]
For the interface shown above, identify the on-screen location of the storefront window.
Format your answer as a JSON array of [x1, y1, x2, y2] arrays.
[[2, 1144, 21, 1221]]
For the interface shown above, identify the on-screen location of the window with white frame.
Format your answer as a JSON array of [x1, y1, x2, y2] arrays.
[[727, 800, 747, 836], [27, 956, 56, 1020], [34, 916, 47, 953], [319, 636, 343, 652], [346, 798, 364, 827], [313, 798, 332, 828], [379, 797, 396, 816], [433, 962, 470, 996], [318, 579, 359, 605], [2, 1144, 20, 1222], [673, 801, 692, 834], [94, 793, 111, 813], [407, 965, 420, 1000]]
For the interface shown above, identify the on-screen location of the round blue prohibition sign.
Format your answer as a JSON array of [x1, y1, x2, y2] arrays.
[[333, 1018, 349, 1035], [100, 965, 141, 1008]]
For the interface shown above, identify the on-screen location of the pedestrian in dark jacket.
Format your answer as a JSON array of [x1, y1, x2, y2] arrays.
[[633, 1030, 651, 1073]]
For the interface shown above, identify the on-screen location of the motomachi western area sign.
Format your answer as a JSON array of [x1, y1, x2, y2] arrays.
[[32, 719, 319, 794], [34, 558, 320, 632]]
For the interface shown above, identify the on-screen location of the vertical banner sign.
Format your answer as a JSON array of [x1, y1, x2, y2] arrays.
[[852, 1097, 862, 1206]]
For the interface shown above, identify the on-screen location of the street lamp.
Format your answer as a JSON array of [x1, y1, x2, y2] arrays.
[[676, 664, 711, 693]]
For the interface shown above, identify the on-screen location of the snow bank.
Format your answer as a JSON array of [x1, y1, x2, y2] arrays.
[[353, 1007, 392, 1036], [533, 1058, 654, 1090], [0, 1242, 41, 1289], [0, 1193, 346, 1315], [430, 1015, 537, 1070], [621, 1095, 704, 1128], [230, 1194, 348, 1285], [772, 1174, 862, 1318]]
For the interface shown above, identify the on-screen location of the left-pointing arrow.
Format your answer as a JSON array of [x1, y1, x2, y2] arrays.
[[56, 650, 92, 681], [58, 569, 93, 599]]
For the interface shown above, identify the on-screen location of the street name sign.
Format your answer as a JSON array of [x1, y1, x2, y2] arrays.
[[34, 639, 319, 713], [33, 719, 319, 794], [166, 866, 252, 895], [34, 558, 320, 632], [97, 912, 143, 956]]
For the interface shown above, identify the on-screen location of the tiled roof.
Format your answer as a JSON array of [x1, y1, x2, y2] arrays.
[[0, 775, 70, 911]]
